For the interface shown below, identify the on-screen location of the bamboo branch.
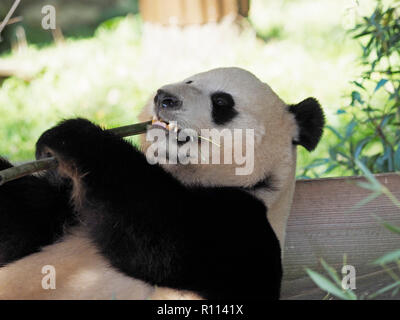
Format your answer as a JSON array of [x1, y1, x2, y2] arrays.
[[0, 121, 151, 186], [0, 0, 21, 42], [0, 16, 23, 27]]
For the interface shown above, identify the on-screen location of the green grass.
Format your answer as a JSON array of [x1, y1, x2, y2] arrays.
[[0, 0, 373, 176]]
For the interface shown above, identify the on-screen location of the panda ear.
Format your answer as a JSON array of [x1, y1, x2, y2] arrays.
[[289, 97, 325, 152]]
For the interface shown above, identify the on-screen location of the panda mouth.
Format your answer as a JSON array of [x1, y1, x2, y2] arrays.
[[151, 116, 193, 145], [151, 116, 179, 133]]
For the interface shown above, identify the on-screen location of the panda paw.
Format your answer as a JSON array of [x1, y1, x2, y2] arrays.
[[36, 118, 107, 176]]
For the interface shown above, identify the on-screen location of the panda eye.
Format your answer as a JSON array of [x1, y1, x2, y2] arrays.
[[211, 92, 234, 108], [185, 80, 193, 84], [216, 98, 226, 106]]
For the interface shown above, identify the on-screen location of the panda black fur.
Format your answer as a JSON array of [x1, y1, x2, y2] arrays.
[[0, 158, 75, 265], [0, 67, 324, 300]]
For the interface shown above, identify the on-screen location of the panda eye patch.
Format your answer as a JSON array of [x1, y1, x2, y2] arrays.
[[211, 92, 237, 125]]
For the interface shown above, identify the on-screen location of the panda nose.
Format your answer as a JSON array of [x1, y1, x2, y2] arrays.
[[155, 89, 182, 110]]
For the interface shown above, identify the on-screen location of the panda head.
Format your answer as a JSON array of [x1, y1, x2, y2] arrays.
[[139, 67, 324, 191]]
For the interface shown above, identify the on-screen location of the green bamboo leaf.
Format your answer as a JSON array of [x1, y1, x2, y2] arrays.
[[328, 147, 338, 161], [356, 159, 381, 188], [326, 125, 343, 140], [382, 222, 400, 235], [345, 120, 357, 139], [373, 250, 400, 265], [351, 91, 364, 105], [324, 164, 337, 174], [380, 113, 395, 128], [350, 191, 381, 212], [354, 137, 371, 159], [352, 81, 366, 90], [297, 175, 311, 180], [356, 181, 381, 192], [387, 147, 394, 172], [394, 147, 400, 171], [304, 158, 330, 170], [368, 281, 400, 299], [306, 269, 356, 300], [320, 259, 342, 286], [353, 29, 373, 38], [337, 151, 350, 160]]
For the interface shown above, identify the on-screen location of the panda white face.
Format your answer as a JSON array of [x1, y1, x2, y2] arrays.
[[139, 67, 324, 194], [149, 67, 280, 138], [139, 68, 296, 189]]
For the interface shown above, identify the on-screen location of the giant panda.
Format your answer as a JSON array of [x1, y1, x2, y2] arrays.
[[0, 67, 324, 300]]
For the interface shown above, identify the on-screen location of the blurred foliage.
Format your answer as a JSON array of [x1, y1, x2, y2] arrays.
[[0, 0, 139, 52], [301, 0, 400, 178], [0, 16, 147, 159]]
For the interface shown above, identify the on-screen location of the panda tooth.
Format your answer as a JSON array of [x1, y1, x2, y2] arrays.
[[169, 123, 178, 132]]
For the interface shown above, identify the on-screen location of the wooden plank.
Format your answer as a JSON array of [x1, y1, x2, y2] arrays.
[[281, 173, 400, 300]]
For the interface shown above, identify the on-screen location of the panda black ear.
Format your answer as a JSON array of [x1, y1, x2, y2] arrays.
[[289, 97, 325, 152]]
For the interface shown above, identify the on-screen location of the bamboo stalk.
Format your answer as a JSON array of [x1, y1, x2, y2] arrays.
[[0, 0, 21, 37], [0, 16, 23, 27], [0, 121, 151, 186]]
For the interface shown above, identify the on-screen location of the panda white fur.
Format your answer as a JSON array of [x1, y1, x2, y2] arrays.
[[0, 67, 324, 299]]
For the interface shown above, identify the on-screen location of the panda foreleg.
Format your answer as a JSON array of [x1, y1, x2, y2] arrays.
[[0, 157, 75, 266], [35, 118, 184, 284]]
